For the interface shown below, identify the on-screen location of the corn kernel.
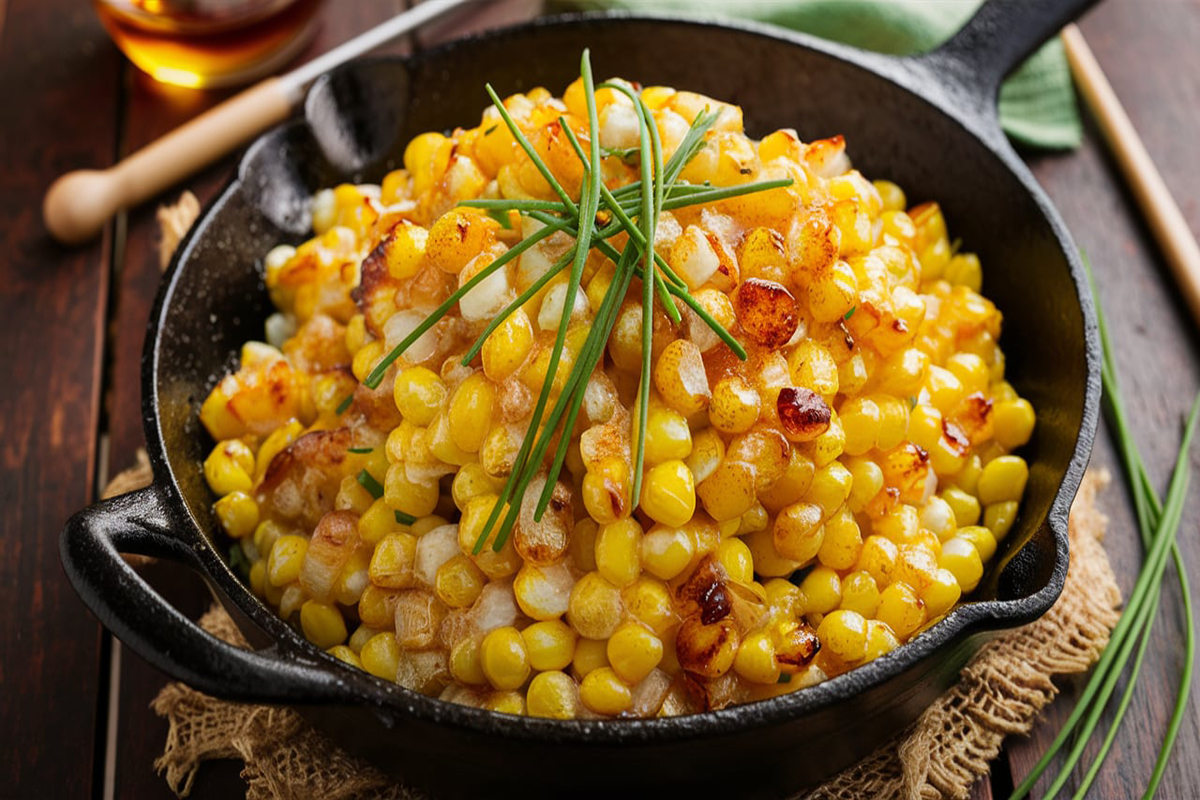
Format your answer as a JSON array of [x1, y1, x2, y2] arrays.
[[773, 502, 824, 563], [214, 491, 258, 538], [527, 671, 580, 719], [939, 537, 984, 593], [572, 637, 610, 679], [855, 535, 899, 587], [447, 373, 495, 453], [450, 636, 487, 685], [384, 463, 439, 519], [436, 554, 487, 608], [360, 632, 401, 680], [268, 535, 308, 587], [653, 339, 711, 415], [956, 525, 998, 562], [685, 427, 725, 484], [580, 666, 632, 715], [480, 626, 530, 690], [697, 459, 757, 522], [582, 457, 631, 524], [300, 600, 348, 649], [595, 518, 644, 588], [607, 621, 664, 684], [864, 619, 900, 661], [977, 455, 1029, 506], [327, 645, 361, 669], [568, 571, 623, 640], [641, 525, 695, 581], [817, 505, 862, 570], [643, 405, 693, 465], [483, 308, 534, 381], [799, 566, 842, 614], [941, 486, 981, 527], [734, 631, 781, 684], [877, 581, 925, 640], [639, 459, 696, 527], [522, 619, 578, 671], [923, 567, 962, 618], [840, 570, 881, 618], [818, 609, 868, 662], [708, 376, 761, 435], [393, 366, 446, 426], [993, 398, 1036, 449], [204, 440, 254, 496], [984, 500, 1019, 540]]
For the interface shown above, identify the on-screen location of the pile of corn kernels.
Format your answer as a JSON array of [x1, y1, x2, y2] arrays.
[[199, 77, 1036, 719]]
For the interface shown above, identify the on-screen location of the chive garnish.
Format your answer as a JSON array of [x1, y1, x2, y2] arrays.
[[347, 52, 788, 556], [844, 306, 856, 320], [356, 469, 384, 500], [394, 510, 417, 525], [335, 394, 353, 415], [347, 447, 373, 454], [1011, 255, 1198, 800]]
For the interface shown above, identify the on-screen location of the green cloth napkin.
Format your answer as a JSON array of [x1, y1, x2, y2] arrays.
[[557, 0, 1081, 150]]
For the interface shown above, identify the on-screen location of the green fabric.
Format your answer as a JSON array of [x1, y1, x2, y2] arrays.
[[557, 0, 1081, 150]]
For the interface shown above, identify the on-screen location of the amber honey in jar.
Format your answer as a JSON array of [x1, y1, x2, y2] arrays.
[[93, 0, 323, 88]]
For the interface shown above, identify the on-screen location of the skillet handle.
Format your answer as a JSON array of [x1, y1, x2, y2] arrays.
[[60, 485, 352, 704], [914, 0, 1101, 126]]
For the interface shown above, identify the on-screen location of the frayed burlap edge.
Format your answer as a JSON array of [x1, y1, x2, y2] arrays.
[[106, 456, 1117, 799]]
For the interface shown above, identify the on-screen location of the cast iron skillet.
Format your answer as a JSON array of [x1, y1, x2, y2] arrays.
[[62, 1, 1101, 795]]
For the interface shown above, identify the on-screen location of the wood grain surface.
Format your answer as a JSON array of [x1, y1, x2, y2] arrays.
[[1, 0, 1197, 797]]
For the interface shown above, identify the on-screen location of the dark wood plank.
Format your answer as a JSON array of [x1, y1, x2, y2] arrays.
[[103, 3, 413, 797], [1005, 0, 1200, 796], [0, 1, 121, 797]]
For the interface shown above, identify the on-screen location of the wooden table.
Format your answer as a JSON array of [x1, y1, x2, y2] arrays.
[[2, 0, 1197, 797]]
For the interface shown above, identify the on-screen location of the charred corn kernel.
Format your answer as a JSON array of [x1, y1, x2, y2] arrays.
[[839, 396, 880, 456], [984, 500, 1019, 540], [570, 518, 599, 571], [845, 457, 884, 513], [956, 525, 997, 562], [697, 459, 757, 522], [393, 366, 446, 426], [685, 427, 725, 484], [249, 560, 267, 596], [595, 518, 643, 588], [734, 631, 781, 684], [840, 570, 881, 617], [384, 463, 439, 519], [993, 398, 1036, 449], [806, 461, 853, 519], [800, 566, 842, 615], [759, 447, 817, 511], [268, 535, 308, 587], [204, 441, 254, 496], [643, 406, 693, 465], [480, 627, 530, 691], [583, 457, 631, 524], [817, 506, 862, 570], [920, 496, 958, 542], [327, 645, 361, 669], [639, 460, 696, 527], [580, 667, 632, 715], [436, 554, 486, 608], [568, 571, 623, 640], [572, 637, 610, 678], [351, 340, 385, 382], [941, 486, 981, 527], [300, 600, 347, 649], [864, 620, 900, 661], [426, 209, 498, 274], [607, 622, 663, 684], [214, 491, 258, 538], [923, 568, 961, 618], [640, 525, 694, 581], [945, 252, 983, 292], [527, 671, 580, 719], [939, 537, 984, 592], [482, 690, 526, 716], [522, 620, 578, 671], [928, 434, 968, 477], [977, 455, 1029, 506], [482, 308, 534, 381], [716, 537, 754, 583], [773, 501, 824, 563], [955, 454, 984, 495], [449, 636, 486, 685], [447, 373, 495, 453], [877, 581, 926, 640], [360, 632, 401, 680], [709, 376, 761, 434], [653, 339, 711, 415], [369, 532, 418, 589], [856, 535, 899, 587], [818, 609, 868, 662]]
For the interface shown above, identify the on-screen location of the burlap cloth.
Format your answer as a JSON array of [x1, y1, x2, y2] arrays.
[[123, 194, 1122, 799]]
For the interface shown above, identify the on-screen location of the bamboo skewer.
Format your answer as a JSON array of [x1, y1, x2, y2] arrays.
[[43, 0, 471, 245], [1062, 23, 1200, 327]]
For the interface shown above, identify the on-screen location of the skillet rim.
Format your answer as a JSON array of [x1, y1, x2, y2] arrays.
[[141, 11, 1100, 745]]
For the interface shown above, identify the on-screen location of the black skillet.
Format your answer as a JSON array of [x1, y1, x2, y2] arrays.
[[61, 1, 1102, 795]]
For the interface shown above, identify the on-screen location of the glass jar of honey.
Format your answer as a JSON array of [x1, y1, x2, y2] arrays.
[[93, 0, 323, 88]]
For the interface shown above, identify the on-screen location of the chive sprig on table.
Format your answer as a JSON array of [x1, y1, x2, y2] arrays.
[[347, 50, 789, 554], [1011, 257, 1199, 800]]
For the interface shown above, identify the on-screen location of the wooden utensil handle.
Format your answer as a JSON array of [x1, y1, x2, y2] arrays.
[[43, 77, 294, 245], [1063, 24, 1200, 326]]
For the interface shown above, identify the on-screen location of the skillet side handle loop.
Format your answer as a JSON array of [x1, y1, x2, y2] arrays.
[[60, 486, 351, 704], [916, 0, 1102, 120]]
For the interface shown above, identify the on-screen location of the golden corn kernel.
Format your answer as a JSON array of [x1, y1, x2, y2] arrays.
[[527, 671, 581, 720], [393, 366, 447, 427], [733, 631, 781, 684], [977, 455, 1029, 506], [568, 571, 623, 640], [799, 566, 842, 615], [582, 457, 631, 525], [522, 619, 578, 672], [818, 609, 868, 662], [939, 537, 984, 593], [449, 636, 487, 685], [384, 463, 440, 519], [923, 567, 962, 618], [436, 554, 487, 608], [607, 621, 664, 684], [214, 491, 258, 539], [595, 518, 644, 588], [300, 600, 348, 649], [572, 637, 610, 679], [360, 632, 401, 680], [993, 398, 1035, 449], [204, 440, 254, 497], [639, 459, 697, 528], [483, 308, 534, 381], [267, 535, 308, 587], [941, 486, 981, 528], [708, 376, 761, 435], [580, 666, 633, 715], [716, 537, 754, 584], [876, 581, 926, 640]]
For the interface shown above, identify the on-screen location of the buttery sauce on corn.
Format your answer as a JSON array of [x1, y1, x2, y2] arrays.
[[200, 78, 1036, 718]]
